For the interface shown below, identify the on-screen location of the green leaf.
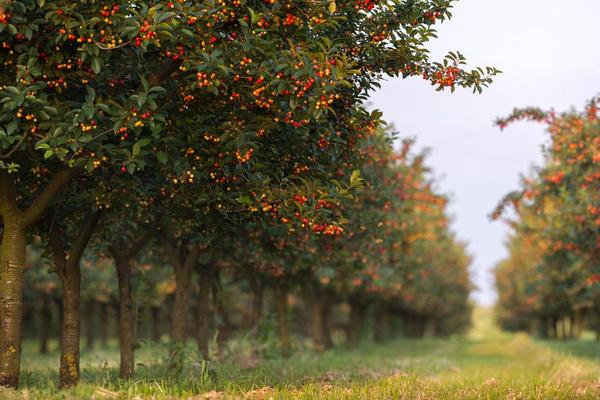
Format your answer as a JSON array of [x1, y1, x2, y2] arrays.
[[156, 151, 168, 164], [91, 57, 101, 74]]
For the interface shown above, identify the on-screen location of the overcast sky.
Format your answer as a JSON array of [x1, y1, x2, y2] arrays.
[[370, 0, 600, 305]]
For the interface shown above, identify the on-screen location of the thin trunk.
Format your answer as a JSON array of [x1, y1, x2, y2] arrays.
[[274, 283, 291, 357], [115, 258, 135, 379], [374, 306, 390, 342], [151, 306, 161, 342], [0, 219, 26, 388], [172, 270, 192, 343], [49, 207, 100, 388], [85, 301, 95, 351], [39, 297, 52, 354], [196, 264, 213, 360], [574, 310, 584, 339], [424, 318, 436, 338], [109, 230, 153, 379], [249, 275, 264, 332], [560, 317, 567, 341], [99, 303, 109, 348], [550, 316, 558, 339], [58, 267, 81, 388], [539, 316, 549, 338], [166, 244, 199, 344], [346, 300, 366, 348], [322, 298, 333, 350], [213, 273, 231, 343], [306, 286, 331, 351]]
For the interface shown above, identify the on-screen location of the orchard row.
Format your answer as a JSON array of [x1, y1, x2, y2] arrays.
[[494, 98, 600, 339], [0, 0, 496, 390]]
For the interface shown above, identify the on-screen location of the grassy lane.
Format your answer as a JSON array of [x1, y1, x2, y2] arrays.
[[4, 308, 600, 399]]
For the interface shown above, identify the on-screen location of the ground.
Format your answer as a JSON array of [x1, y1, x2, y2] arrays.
[[4, 308, 600, 399]]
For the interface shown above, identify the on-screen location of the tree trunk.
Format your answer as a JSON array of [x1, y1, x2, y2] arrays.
[[39, 296, 52, 354], [109, 230, 153, 380], [150, 306, 161, 342], [249, 275, 264, 332], [274, 283, 291, 357], [560, 317, 567, 340], [84, 301, 96, 351], [172, 269, 192, 343], [550, 316, 558, 339], [346, 300, 366, 348], [424, 318, 436, 338], [115, 258, 135, 379], [0, 167, 78, 389], [58, 267, 81, 388], [322, 298, 333, 350], [99, 303, 109, 348], [196, 264, 213, 360], [539, 316, 549, 338], [0, 220, 26, 388], [374, 306, 390, 342], [306, 286, 331, 351]]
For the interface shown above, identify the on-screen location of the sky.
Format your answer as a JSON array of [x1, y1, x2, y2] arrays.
[[370, 0, 600, 305]]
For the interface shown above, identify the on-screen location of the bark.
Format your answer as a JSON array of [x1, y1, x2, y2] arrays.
[[109, 230, 153, 379], [172, 276, 192, 343], [165, 243, 199, 343], [0, 216, 26, 388], [196, 263, 213, 360], [0, 166, 82, 388], [274, 283, 291, 357], [114, 257, 135, 379], [49, 208, 100, 388], [38, 296, 52, 354], [346, 300, 366, 348], [59, 267, 81, 388]]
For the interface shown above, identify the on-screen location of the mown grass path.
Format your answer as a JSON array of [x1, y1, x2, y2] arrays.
[[5, 308, 600, 399]]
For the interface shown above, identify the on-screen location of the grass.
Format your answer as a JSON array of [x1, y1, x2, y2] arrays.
[[4, 308, 600, 399]]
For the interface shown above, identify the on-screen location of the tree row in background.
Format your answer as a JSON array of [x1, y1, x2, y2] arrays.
[[494, 97, 600, 339], [0, 0, 496, 389]]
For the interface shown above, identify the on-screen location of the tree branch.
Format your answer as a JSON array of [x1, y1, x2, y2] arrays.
[[66, 208, 101, 270], [48, 221, 67, 282], [148, 59, 181, 87], [23, 165, 83, 227], [124, 228, 155, 261], [163, 238, 181, 270]]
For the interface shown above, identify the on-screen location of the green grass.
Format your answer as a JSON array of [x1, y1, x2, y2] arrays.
[[4, 308, 600, 399]]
